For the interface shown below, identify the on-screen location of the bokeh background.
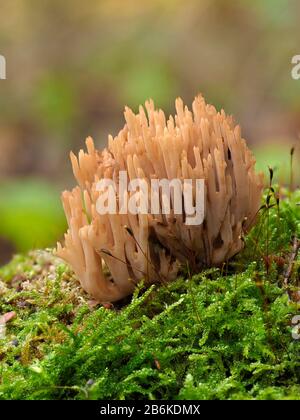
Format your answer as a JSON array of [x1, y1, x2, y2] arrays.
[[0, 0, 300, 264]]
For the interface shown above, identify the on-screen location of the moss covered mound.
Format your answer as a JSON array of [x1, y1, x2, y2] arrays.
[[0, 189, 299, 400]]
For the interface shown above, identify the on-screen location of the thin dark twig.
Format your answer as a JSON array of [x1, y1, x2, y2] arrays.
[[100, 248, 147, 277], [124, 225, 165, 284]]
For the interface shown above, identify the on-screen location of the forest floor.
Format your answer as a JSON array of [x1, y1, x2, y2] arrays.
[[0, 187, 299, 400]]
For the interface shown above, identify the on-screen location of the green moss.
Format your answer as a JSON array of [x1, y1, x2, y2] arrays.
[[0, 188, 299, 400]]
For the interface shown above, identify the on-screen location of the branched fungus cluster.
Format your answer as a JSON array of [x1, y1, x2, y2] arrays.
[[57, 95, 263, 302]]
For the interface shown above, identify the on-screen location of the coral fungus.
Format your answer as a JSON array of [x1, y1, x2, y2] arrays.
[[56, 95, 263, 302]]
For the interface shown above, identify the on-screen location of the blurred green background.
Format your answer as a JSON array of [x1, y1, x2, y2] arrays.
[[0, 0, 300, 264]]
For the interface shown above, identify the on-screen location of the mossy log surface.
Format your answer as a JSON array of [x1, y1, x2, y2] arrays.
[[0, 188, 299, 400]]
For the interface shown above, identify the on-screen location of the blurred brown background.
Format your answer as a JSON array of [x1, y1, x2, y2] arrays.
[[0, 0, 299, 264]]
